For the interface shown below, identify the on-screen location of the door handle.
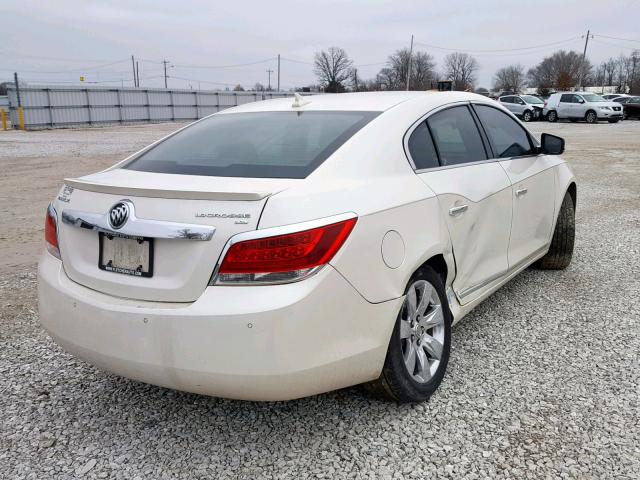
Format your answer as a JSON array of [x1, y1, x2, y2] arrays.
[[449, 204, 468, 216], [515, 188, 528, 197]]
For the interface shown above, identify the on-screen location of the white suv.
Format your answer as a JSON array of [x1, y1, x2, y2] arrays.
[[544, 92, 623, 123]]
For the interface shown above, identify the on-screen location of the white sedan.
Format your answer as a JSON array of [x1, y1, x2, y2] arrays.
[[38, 92, 576, 402]]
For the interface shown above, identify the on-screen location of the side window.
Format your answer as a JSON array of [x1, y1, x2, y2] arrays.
[[515, 97, 525, 105], [501, 97, 512, 103], [426, 106, 487, 166], [474, 105, 534, 158], [573, 95, 584, 103], [407, 121, 439, 170], [560, 94, 573, 103]]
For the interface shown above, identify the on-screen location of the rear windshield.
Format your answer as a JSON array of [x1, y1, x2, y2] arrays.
[[125, 111, 379, 179]]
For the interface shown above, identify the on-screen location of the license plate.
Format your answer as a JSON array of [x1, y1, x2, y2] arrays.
[[99, 232, 153, 277]]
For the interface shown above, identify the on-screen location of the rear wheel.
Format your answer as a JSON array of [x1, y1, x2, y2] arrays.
[[547, 110, 558, 122], [522, 110, 533, 122], [364, 266, 452, 402], [585, 110, 597, 123], [534, 193, 575, 270]]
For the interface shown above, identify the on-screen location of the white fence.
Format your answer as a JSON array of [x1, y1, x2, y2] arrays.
[[5, 86, 298, 129]]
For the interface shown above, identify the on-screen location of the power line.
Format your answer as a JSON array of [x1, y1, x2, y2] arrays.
[[151, 58, 276, 69], [593, 34, 640, 44], [414, 36, 582, 53]]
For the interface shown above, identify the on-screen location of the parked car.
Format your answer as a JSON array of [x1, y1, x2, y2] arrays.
[[622, 96, 640, 119], [544, 92, 623, 123], [613, 96, 634, 105], [38, 92, 576, 403], [602, 93, 630, 101], [499, 94, 545, 121]]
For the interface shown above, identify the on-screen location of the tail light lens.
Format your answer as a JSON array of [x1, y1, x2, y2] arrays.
[[45, 204, 61, 259], [215, 216, 357, 285]]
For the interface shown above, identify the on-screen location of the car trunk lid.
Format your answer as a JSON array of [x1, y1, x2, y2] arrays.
[[56, 169, 297, 302]]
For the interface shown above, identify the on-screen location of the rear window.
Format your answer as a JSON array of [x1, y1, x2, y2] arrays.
[[125, 111, 379, 179]]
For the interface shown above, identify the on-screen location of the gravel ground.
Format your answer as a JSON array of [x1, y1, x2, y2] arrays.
[[1, 120, 639, 479]]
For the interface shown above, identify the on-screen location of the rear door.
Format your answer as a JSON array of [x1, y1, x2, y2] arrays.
[[412, 104, 512, 305], [557, 94, 575, 118], [472, 104, 556, 268]]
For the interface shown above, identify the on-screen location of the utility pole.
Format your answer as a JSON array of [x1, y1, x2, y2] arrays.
[[131, 55, 137, 87], [406, 34, 414, 91], [267, 68, 273, 91], [162, 60, 170, 89], [277, 54, 280, 92], [136, 61, 140, 87], [578, 29, 591, 90], [14, 72, 24, 130]]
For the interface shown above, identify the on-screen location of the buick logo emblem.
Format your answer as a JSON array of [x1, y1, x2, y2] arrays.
[[109, 202, 130, 229]]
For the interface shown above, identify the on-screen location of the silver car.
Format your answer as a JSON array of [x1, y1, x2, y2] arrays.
[[544, 92, 623, 123], [498, 95, 545, 122]]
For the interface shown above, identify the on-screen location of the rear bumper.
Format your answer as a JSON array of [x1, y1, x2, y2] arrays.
[[38, 253, 401, 401]]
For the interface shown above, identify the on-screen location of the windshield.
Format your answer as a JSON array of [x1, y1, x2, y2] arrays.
[[629, 97, 640, 104], [522, 95, 544, 104], [582, 94, 606, 102], [125, 111, 379, 179]]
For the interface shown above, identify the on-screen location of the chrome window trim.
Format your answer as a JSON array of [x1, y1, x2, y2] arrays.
[[61, 200, 215, 241], [210, 211, 358, 286], [403, 100, 488, 172]]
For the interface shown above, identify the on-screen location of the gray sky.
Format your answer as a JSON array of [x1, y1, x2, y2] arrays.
[[2, 0, 640, 90]]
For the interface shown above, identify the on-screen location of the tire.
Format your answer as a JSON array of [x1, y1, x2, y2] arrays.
[[522, 110, 533, 122], [608, 119, 619, 123], [364, 266, 452, 402], [534, 193, 575, 270], [585, 110, 597, 124], [547, 110, 558, 122]]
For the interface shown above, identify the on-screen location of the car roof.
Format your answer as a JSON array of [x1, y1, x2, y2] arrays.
[[219, 91, 488, 113]]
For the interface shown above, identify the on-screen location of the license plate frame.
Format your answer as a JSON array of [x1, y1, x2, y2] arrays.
[[98, 232, 154, 278]]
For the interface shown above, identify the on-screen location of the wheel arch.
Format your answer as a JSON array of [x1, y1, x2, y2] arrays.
[[411, 254, 449, 287]]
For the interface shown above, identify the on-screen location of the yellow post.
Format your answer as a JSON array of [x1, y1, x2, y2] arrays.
[[1, 109, 6, 131], [18, 106, 25, 130]]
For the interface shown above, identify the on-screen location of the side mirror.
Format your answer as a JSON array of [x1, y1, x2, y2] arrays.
[[541, 133, 565, 155]]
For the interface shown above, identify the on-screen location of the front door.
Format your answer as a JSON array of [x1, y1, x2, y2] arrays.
[[472, 103, 557, 268]]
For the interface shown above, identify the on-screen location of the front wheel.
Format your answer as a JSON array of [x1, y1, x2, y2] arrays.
[[364, 266, 452, 402], [522, 110, 533, 122], [534, 192, 575, 270], [547, 110, 558, 122], [585, 110, 598, 123]]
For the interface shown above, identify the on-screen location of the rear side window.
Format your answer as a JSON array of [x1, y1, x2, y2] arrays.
[[474, 105, 534, 158], [125, 111, 379, 179], [407, 122, 439, 170], [560, 94, 574, 103], [427, 106, 487, 166]]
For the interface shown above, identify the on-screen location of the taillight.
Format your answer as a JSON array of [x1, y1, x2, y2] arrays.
[[215, 216, 357, 285], [45, 204, 61, 259]]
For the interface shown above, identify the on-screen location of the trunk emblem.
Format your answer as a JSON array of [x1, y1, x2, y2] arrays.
[[109, 202, 130, 229]]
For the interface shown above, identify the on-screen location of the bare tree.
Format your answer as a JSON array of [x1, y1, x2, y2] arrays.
[[313, 47, 353, 93], [233, 84, 245, 92], [375, 48, 436, 90], [443, 52, 479, 91], [493, 65, 526, 93], [527, 50, 591, 91], [253, 82, 265, 92]]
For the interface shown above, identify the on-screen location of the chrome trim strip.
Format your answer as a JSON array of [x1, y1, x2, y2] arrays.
[[62, 201, 215, 241], [210, 211, 358, 285], [458, 245, 549, 300]]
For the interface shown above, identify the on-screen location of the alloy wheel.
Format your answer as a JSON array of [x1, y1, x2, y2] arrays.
[[399, 280, 446, 383], [523, 111, 532, 122], [586, 112, 597, 123]]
